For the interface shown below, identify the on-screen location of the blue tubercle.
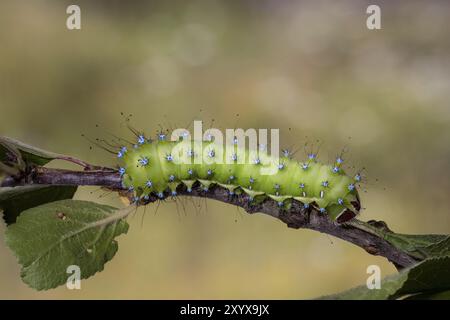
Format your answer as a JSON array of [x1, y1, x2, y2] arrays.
[[137, 135, 146, 145], [138, 157, 149, 166], [118, 146, 128, 158]]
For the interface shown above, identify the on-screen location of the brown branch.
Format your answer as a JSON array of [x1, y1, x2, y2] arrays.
[[1, 167, 419, 269]]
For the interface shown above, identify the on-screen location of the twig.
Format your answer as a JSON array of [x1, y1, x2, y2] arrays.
[[1, 167, 419, 269]]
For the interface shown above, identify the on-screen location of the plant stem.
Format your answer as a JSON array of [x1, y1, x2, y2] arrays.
[[1, 166, 419, 269]]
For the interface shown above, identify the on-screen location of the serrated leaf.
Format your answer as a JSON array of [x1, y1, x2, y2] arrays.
[[0, 185, 77, 224], [5, 200, 130, 290], [320, 256, 450, 300]]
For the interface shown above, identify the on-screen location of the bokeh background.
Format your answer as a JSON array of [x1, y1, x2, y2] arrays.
[[0, 0, 449, 299]]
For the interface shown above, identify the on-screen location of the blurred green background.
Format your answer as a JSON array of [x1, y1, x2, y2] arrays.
[[0, 0, 449, 299]]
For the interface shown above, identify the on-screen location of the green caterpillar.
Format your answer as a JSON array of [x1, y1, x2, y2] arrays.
[[118, 132, 361, 223]]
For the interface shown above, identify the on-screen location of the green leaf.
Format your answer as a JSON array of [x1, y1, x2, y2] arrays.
[[422, 236, 450, 257], [321, 256, 450, 300], [5, 200, 130, 290], [383, 233, 450, 259], [0, 139, 20, 164], [0, 141, 24, 175], [404, 289, 450, 300], [0, 185, 77, 224], [0, 136, 62, 166]]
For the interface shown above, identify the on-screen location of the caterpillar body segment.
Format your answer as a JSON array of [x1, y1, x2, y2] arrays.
[[118, 137, 361, 223]]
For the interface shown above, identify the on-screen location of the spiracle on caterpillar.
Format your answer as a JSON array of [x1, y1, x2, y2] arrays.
[[116, 127, 362, 224]]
